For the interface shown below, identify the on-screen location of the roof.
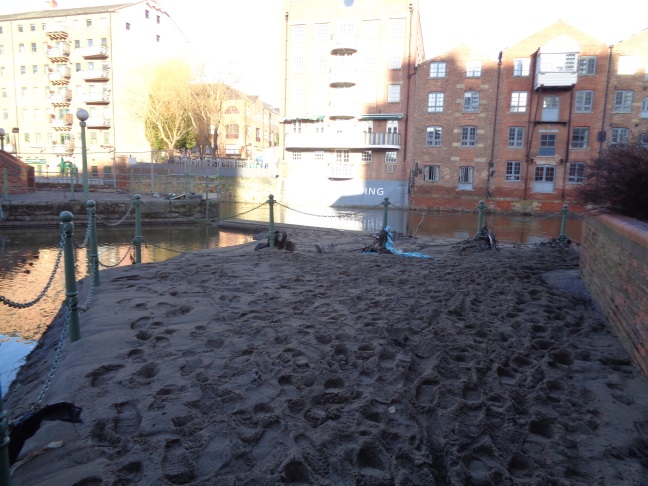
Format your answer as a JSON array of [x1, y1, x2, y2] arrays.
[[0, 2, 141, 21], [0, 150, 34, 172]]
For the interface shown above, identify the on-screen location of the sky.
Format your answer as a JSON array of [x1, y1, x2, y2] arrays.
[[1, 0, 646, 106]]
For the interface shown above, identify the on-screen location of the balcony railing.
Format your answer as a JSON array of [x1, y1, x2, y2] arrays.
[[364, 132, 401, 148], [47, 42, 70, 62], [53, 140, 75, 154], [50, 90, 73, 106], [49, 67, 71, 85], [86, 117, 112, 129], [329, 67, 356, 88], [328, 163, 354, 179], [330, 33, 358, 54], [51, 114, 74, 130], [284, 131, 401, 150], [77, 45, 109, 59], [45, 22, 68, 40], [82, 91, 111, 105], [79, 69, 110, 82]]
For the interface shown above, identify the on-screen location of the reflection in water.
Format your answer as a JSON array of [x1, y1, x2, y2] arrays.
[[0, 204, 582, 388]]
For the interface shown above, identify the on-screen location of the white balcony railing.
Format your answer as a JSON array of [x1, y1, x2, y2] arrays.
[[45, 23, 68, 38], [86, 117, 112, 128], [77, 45, 109, 59], [330, 33, 358, 54], [79, 69, 110, 81], [47, 44, 70, 59], [49, 90, 72, 104]]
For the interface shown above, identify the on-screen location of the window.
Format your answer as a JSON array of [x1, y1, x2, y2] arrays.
[[30, 24, 35, 31], [0, 67, 4, 77], [24, 133, 30, 143], [75, 63, 81, 72], [610, 128, 629, 147], [86, 19, 92, 28], [103, 166, 112, 178], [426, 126, 442, 146], [511, 92, 527, 112], [429, 62, 446, 78], [613, 90, 633, 112], [156, 35, 160, 42], [145, 9, 149, 18], [461, 126, 477, 147], [87, 38, 93, 46], [20, 65, 26, 75], [459, 166, 474, 188], [427, 92, 444, 112], [292, 55, 304, 72], [423, 165, 440, 182], [388, 51, 401, 69], [225, 106, 239, 114], [292, 121, 301, 133], [389, 18, 405, 37], [639, 133, 648, 147], [31, 43, 36, 53], [101, 38, 107, 47], [316, 23, 329, 41], [618, 56, 639, 75], [90, 132, 97, 144], [32, 65, 38, 74], [21, 87, 27, 97], [315, 151, 324, 161], [18, 25, 23, 32], [336, 149, 350, 163], [508, 127, 524, 148], [74, 39, 80, 48], [578, 56, 597, 75], [575, 90, 593, 113], [387, 120, 398, 133], [539, 133, 556, 155], [292, 151, 301, 161], [385, 151, 397, 164], [256, 128, 261, 142], [1, 88, 6, 98], [226, 124, 239, 139], [387, 84, 400, 102], [463, 91, 479, 112], [542, 95, 560, 122], [0, 45, 3, 55], [513, 58, 530, 76], [292, 24, 305, 42], [571, 127, 590, 149], [466, 61, 481, 77], [316, 55, 327, 72], [361, 151, 372, 163], [157, 15, 160, 24], [18, 43, 25, 53], [568, 162, 586, 183], [641, 98, 648, 118], [126, 23, 130, 30], [505, 161, 522, 181]]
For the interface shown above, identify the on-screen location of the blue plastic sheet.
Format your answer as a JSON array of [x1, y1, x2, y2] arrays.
[[365, 227, 431, 259]]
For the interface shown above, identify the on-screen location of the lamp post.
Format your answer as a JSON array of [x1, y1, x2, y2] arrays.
[[76, 108, 89, 200], [0, 128, 5, 151]]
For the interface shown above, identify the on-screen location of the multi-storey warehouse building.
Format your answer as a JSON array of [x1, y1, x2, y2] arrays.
[[0, 1, 188, 176], [279, 0, 424, 207], [411, 21, 648, 213]]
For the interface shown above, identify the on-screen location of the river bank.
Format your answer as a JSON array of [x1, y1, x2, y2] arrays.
[[3, 227, 648, 485]]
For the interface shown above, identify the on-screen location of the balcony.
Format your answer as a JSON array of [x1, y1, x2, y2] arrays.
[[83, 91, 111, 105], [49, 67, 71, 85], [53, 140, 75, 155], [50, 89, 72, 107], [79, 69, 110, 82], [86, 117, 112, 129], [364, 132, 401, 149], [329, 67, 356, 88], [47, 42, 70, 63], [330, 33, 358, 55], [45, 22, 68, 40], [77, 45, 109, 60], [51, 113, 74, 131]]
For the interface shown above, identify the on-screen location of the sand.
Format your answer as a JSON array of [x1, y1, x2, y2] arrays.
[[3, 226, 648, 486]]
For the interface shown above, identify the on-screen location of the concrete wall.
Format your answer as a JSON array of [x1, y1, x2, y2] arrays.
[[580, 212, 648, 377]]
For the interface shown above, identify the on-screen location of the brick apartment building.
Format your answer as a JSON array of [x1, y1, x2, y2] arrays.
[[410, 21, 648, 213], [279, 0, 424, 207]]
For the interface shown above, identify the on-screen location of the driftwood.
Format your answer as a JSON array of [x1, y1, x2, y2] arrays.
[[254, 230, 295, 252]]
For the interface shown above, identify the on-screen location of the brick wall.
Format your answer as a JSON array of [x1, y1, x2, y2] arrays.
[[580, 212, 648, 377]]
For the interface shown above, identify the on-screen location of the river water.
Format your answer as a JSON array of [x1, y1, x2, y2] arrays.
[[0, 202, 582, 390]]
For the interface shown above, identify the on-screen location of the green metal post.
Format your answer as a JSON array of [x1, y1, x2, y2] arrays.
[[133, 194, 142, 264], [2, 168, 8, 203], [184, 173, 189, 196], [166, 169, 171, 194], [69, 165, 75, 199], [477, 200, 485, 237], [129, 169, 134, 194], [268, 194, 275, 248], [79, 117, 89, 200], [205, 175, 210, 219], [61, 211, 80, 342], [559, 204, 568, 242], [0, 383, 9, 486], [87, 200, 100, 287], [381, 197, 390, 230]]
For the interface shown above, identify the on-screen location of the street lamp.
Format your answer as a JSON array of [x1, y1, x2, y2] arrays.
[[76, 108, 89, 200], [0, 128, 5, 151]]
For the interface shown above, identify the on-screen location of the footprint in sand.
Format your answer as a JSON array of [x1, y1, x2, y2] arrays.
[[112, 401, 141, 437], [162, 439, 196, 484], [87, 364, 124, 387]]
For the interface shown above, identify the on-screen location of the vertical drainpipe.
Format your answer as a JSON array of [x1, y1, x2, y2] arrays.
[[523, 52, 540, 200], [560, 86, 576, 200], [598, 45, 614, 157], [486, 51, 503, 199], [403, 3, 414, 202]]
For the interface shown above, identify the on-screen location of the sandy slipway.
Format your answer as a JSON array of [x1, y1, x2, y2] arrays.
[[4, 229, 648, 486]]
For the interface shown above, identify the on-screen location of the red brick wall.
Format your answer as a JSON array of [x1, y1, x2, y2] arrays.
[[580, 212, 648, 377]]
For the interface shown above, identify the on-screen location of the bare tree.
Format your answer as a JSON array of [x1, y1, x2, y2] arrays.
[[188, 81, 233, 159]]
